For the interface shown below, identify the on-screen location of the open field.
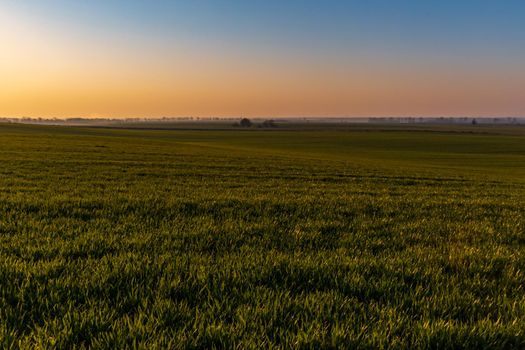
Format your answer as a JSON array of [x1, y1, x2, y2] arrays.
[[0, 123, 524, 348]]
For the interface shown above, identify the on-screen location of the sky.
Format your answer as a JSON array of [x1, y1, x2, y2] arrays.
[[1, 0, 525, 118]]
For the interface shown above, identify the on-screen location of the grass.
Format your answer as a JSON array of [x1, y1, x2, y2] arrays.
[[0, 123, 524, 348]]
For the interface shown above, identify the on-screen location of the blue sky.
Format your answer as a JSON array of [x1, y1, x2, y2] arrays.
[[2, 0, 525, 117]]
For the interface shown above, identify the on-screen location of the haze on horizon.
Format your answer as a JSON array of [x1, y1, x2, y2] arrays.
[[1, 0, 525, 119]]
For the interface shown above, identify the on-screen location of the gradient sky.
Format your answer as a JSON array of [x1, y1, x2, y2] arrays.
[[1, 0, 525, 118]]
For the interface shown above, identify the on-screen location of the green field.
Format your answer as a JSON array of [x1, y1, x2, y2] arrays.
[[1, 123, 524, 348]]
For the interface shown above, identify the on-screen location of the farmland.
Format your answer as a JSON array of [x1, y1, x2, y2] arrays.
[[0, 123, 524, 348]]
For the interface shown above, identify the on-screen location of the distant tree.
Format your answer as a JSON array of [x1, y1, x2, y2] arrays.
[[240, 118, 252, 127], [472, 118, 477, 125], [261, 119, 276, 128]]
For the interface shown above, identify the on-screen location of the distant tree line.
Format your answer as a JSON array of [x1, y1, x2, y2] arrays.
[[367, 117, 522, 125], [233, 118, 277, 128]]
